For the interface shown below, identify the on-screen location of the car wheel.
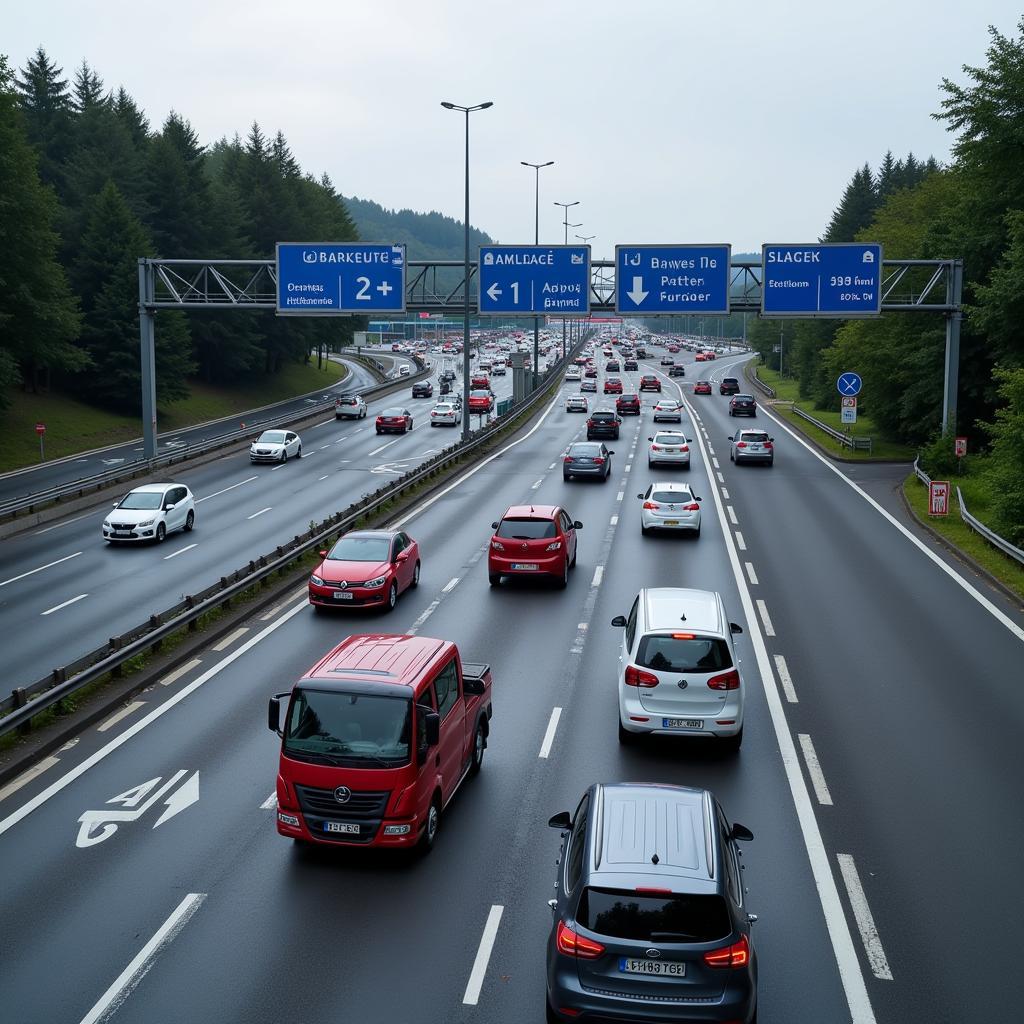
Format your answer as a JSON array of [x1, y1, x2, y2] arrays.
[[563, 473, 572, 481], [281, 450, 288, 463], [546, 997, 564, 1023], [417, 797, 441, 856], [295, 445, 302, 458], [470, 721, 486, 775], [720, 727, 743, 754], [618, 718, 637, 746], [184, 510, 195, 532], [155, 523, 166, 543], [386, 581, 398, 610], [488, 573, 501, 587], [376, 428, 382, 435], [641, 524, 651, 536], [411, 561, 421, 587], [557, 560, 568, 589], [694, 522, 701, 538], [768, 457, 774, 466]]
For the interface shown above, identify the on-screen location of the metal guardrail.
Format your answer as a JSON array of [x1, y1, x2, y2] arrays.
[[0, 345, 579, 736], [790, 405, 872, 453], [912, 455, 931, 486], [749, 367, 776, 399], [957, 487, 1024, 566]]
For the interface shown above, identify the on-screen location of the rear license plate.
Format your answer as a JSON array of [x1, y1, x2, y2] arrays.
[[511, 563, 539, 571], [325, 821, 360, 834], [663, 718, 703, 729], [333, 591, 354, 600], [749, 445, 761, 451], [619, 958, 685, 977], [663, 520, 679, 526]]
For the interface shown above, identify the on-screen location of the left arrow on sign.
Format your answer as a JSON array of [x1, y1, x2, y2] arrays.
[[626, 277, 648, 305], [486, 282, 502, 302]]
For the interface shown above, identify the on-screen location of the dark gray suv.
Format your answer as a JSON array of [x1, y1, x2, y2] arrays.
[[545, 783, 756, 1023]]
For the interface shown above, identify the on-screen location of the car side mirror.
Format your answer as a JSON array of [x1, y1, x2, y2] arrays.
[[647, 436, 654, 441], [607, 450, 615, 455], [395, 550, 409, 563], [424, 711, 440, 747], [463, 675, 485, 696], [611, 615, 627, 627], [636, 493, 644, 500], [730, 622, 743, 635], [731, 823, 754, 842], [573, 520, 583, 530], [548, 811, 572, 830], [695, 496, 703, 502], [769, 437, 775, 442], [491, 521, 499, 530], [164, 503, 176, 511], [728, 435, 735, 441], [319, 550, 328, 559]]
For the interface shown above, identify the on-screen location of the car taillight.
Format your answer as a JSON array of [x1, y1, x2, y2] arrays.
[[682, 502, 700, 511], [650, 445, 661, 451], [593, 457, 605, 465], [564, 456, 574, 463], [556, 921, 605, 959], [545, 540, 563, 551], [491, 540, 505, 551], [642, 501, 660, 510], [764, 441, 773, 450], [708, 669, 740, 691], [681, 445, 689, 452], [704, 934, 750, 968], [624, 665, 659, 688], [735, 441, 747, 448]]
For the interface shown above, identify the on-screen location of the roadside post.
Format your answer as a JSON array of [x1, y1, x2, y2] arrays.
[[35, 422, 46, 462]]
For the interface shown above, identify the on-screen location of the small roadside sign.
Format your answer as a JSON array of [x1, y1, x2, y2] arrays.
[[928, 480, 951, 517], [35, 422, 46, 435], [35, 422, 46, 462], [840, 396, 857, 424], [836, 372, 862, 396], [954, 436, 967, 458]]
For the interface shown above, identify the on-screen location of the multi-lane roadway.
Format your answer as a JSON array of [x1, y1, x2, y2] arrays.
[[1, 340, 1021, 1024]]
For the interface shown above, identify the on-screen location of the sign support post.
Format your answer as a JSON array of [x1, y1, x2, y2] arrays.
[[138, 259, 158, 460], [941, 259, 964, 436]]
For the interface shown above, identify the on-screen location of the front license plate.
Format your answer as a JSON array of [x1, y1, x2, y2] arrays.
[[325, 821, 360, 834], [619, 958, 686, 977], [114, 530, 132, 536], [663, 718, 703, 730], [333, 591, 354, 600], [511, 563, 539, 571]]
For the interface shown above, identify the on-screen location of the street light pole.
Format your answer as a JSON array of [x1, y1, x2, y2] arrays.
[[554, 201, 580, 356], [522, 160, 553, 390], [442, 100, 493, 439]]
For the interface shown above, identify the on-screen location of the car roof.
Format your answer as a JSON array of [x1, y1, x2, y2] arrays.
[[649, 481, 694, 493], [303, 633, 451, 693], [641, 587, 723, 634], [652, 429, 685, 435], [128, 482, 177, 493], [503, 504, 559, 519]]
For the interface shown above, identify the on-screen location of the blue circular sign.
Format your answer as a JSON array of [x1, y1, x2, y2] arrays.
[[837, 372, 862, 397]]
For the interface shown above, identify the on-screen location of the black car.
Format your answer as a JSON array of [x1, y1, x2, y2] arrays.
[[669, 364, 686, 377], [720, 377, 740, 395], [729, 394, 757, 416], [563, 442, 613, 482], [635, 347, 647, 358], [624, 358, 638, 371], [586, 410, 621, 440], [606, 360, 620, 372], [546, 783, 756, 1024], [412, 381, 433, 398]]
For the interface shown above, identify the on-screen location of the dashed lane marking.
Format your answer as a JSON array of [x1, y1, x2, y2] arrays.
[[97, 701, 146, 733], [196, 476, 258, 502], [0, 756, 61, 804], [756, 599, 776, 636], [744, 562, 758, 585], [538, 707, 563, 759], [774, 655, 798, 703], [727, 506, 739, 525], [837, 855, 894, 981], [735, 531, 746, 550], [591, 566, 604, 587], [798, 734, 834, 806], [463, 905, 505, 1005], [160, 659, 201, 687], [163, 543, 197, 560], [1, 551, 83, 588], [211, 627, 249, 652], [41, 593, 88, 616]]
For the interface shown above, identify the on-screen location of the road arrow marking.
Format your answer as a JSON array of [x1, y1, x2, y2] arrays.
[[626, 276, 648, 304], [152, 771, 200, 829]]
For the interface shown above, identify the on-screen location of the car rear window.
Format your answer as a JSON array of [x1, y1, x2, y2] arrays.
[[380, 408, 404, 417], [569, 443, 603, 455], [591, 412, 616, 421], [734, 394, 754, 401], [578, 887, 731, 942], [654, 434, 683, 445], [650, 490, 694, 503], [619, 394, 639, 400], [636, 634, 732, 672], [741, 432, 769, 443], [496, 517, 556, 540]]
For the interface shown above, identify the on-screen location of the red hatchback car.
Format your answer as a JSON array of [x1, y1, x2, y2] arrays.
[[309, 530, 420, 611], [616, 393, 641, 415], [376, 408, 413, 434], [639, 375, 661, 392], [603, 377, 623, 394], [488, 505, 582, 589], [694, 380, 712, 394]]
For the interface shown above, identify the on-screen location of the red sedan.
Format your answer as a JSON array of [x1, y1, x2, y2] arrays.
[[309, 530, 421, 611], [693, 380, 712, 395], [603, 377, 624, 394], [468, 389, 494, 413], [488, 504, 581, 588], [376, 407, 413, 434]]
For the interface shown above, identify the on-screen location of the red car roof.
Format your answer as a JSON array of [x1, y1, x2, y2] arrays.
[[502, 504, 559, 520], [304, 633, 451, 690]]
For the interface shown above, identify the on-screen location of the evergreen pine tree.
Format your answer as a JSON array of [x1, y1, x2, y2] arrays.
[[14, 47, 72, 194]]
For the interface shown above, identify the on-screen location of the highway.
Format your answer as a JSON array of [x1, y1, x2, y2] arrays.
[[1, 338, 1021, 1024]]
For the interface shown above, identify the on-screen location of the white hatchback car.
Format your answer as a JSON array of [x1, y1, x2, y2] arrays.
[[565, 367, 582, 382], [638, 482, 702, 536], [565, 395, 589, 413], [647, 430, 691, 468], [613, 588, 745, 751], [250, 429, 301, 463], [103, 483, 195, 543], [430, 401, 462, 427], [652, 399, 683, 422]]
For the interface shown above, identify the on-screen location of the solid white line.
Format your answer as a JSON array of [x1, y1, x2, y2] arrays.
[[443, 576, 460, 593], [756, 599, 776, 636], [727, 505, 739, 525], [538, 707, 563, 759], [774, 654, 798, 703], [41, 593, 88, 616], [0, 756, 61, 803], [78, 892, 208, 1024], [798, 734, 834, 806], [837, 854, 894, 981], [610, 514, 618, 526], [211, 627, 249, 652], [260, 792, 277, 810], [368, 438, 400, 456], [195, 475, 257, 503], [35, 513, 99, 535], [616, 491, 624, 501], [163, 543, 197, 561], [160, 658, 201, 687], [591, 566, 604, 587], [744, 561, 759, 585], [0, 551, 82, 588], [247, 507, 272, 520], [97, 702, 146, 733], [463, 904, 505, 1005], [735, 531, 746, 551]]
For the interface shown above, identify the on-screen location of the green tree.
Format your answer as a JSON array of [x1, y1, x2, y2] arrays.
[[15, 47, 72, 194], [823, 164, 877, 242], [978, 367, 1024, 544], [970, 208, 1024, 368]]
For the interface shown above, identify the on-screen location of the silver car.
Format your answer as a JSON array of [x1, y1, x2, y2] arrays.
[[652, 399, 682, 423], [638, 482, 702, 536], [250, 429, 302, 463], [565, 395, 589, 413], [729, 429, 775, 465], [647, 430, 691, 468]]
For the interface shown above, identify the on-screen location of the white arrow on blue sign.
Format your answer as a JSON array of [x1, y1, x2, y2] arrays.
[[837, 372, 862, 396], [614, 244, 731, 315]]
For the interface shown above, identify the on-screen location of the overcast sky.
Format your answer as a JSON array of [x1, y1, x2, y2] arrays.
[[5, 1, 1021, 257]]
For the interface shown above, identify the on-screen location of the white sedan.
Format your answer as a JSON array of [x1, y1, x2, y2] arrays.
[[652, 399, 683, 423], [565, 395, 589, 413], [647, 430, 692, 468], [638, 482, 702, 536], [250, 429, 302, 463], [103, 483, 196, 543], [430, 402, 462, 427]]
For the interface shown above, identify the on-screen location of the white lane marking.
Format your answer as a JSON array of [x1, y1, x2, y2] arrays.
[[97, 701, 146, 733], [744, 562, 759, 585], [318, 475, 329, 481], [160, 659, 201, 687], [408, 599, 441, 635], [463, 904, 505, 1005], [442, 576, 460, 593], [798, 734, 834, 806], [35, 513, 99, 535], [735, 531, 746, 550], [591, 566, 604, 587], [211, 627, 249, 652], [195, 475, 257, 503], [163, 543, 197, 561], [708, 446, 715, 455], [548, 462, 556, 469], [78, 892, 208, 1024], [756, 599, 776, 636], [610, 514, 618, 526], [774, 654, 798, 703], [260, 792, 277, 810], [717, 471, 725, 483], [260, 589, 307, 621], [368, 438, 400, 456], [721, 487, 729, 499], [837, 855, 894, 981], [0, 551, 83, 588], [41, 593, 89, 615], [727, 505, 739, 525], [0, 756, 61, 803], [538, 707, 563, 759], [247, 507, 273, 520], [319, 443, 332, 450], [531, 478, 543, 490], [616, 491, 624, 501], [271, 464, 286, 471], [625, 462, 632, 472], [712, 458, 721, 470]]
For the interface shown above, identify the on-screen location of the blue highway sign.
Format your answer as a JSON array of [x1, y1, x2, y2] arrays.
[[837, 372, 863, 396], [478, 245, 590, 316], [276, 242, 407, 314], [614, 244, 731, 315], [762, 243, 883, 317]]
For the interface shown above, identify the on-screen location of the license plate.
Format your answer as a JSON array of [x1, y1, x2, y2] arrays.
[[663, 520, 679, 526], [511, 563, 539, 571], [619, 958, 685, 977], [663, 718, 703, 729], [749, 445, 761, 451], [333, 591, 354, 600], [114, 530, 132, 536], [325, 821, 360, 834]]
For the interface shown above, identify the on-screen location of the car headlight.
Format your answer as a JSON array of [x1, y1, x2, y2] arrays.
[[364, 576, 388, 588], [310, 574, 324, 587], [138, 519, 155, 527], [102, 521, 111, 529]]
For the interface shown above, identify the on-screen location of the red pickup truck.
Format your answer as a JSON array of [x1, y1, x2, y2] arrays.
[[269, 633, 493, 853]]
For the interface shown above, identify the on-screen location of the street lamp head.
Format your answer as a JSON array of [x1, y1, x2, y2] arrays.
[[440, 101, 457, 109], [477, 101, 494, 110], [555, 200, 580, 209]]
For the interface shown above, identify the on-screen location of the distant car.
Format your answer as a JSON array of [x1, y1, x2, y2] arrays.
[[566, 367, 582, 382], [471, 374, 491, 389], [587, 410, 621, 440], [695, 352, 708, 362], [430, 402, 462, 427], [412, 381, 433, 398], [660, 355, 675, 366], [615, 393, 641, 415], [250, 429, 302, 463], [565, 395, 589, 413], [563, 441, 613, 482], [652, 399, 682, 422], [308, 530, 420, 611], [398, 364, 411, 377], [638, 481, 702, 537], [376, 408, 413, 434], [468, 389, 495, 414], [667, 344, 681, 353], [580, 379, 597, 393], [491, 364, 506, 376], [635, 347, 647, 358], [102, 483, 195, 543], [334, 395, 367, 419], [623, 358, 638, 371], [488, 504, 582, 588], [730, 429, 774, 465], [647, 430, 692, 468], [639, 375, 661, 392], [694, 380, 713, 395], [584, 366, 597, 379], [603, 377, 623, 394], [606, 360, 620, 372], [702, 350, 717, 360], [729, 394, 757, 417], [669, 364, 686, 377], [720, 377, 741, 395]]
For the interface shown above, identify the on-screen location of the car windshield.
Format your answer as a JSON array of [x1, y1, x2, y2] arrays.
[[284, 688, 411, 766], [650, 489, 693, 503], [496, 517, 557, 540], [578, 887, 731, 943], [258, 431, 287, 444], [636, 634, 732, 672], [470, 390, 490, 398], [117, 491, 163, 510], [327, 536, 392, 562], [654, 434, 683, 445], [741, 432, 770, 443]]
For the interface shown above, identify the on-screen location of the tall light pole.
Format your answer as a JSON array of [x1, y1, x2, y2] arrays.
[[522, 160, 553, 389], [576, 235, 594, 348], [555, 201, 580, 356], [442, 100, 493, 439]]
